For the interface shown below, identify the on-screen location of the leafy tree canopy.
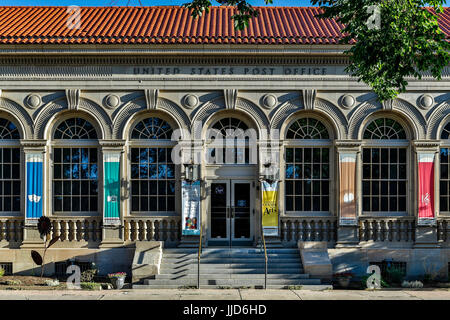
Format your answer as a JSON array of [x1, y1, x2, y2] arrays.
[[183, 0, 450, 101]]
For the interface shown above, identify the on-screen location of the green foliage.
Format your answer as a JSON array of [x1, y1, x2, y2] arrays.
[[184, 0, 449, 101], [183, 0, 273, 30], [80, 269, 98, 283], [0, 268, 4, 278], [360, 274, 390, 288], [385, 266, 406, 284], [80, 282, 102, 290], [311, 0, 449, 101]]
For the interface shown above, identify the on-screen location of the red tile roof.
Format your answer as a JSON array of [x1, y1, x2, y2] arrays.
[[0, 6, 448, 45]]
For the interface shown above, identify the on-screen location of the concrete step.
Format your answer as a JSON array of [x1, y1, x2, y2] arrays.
[[161, 262, 302, 268], [155, 273, 310, 280], [162, 254, 301, 260], [133, 284, 332, 290], [143, 278, 321, 286], [158, 268, 303, 274], [161, 258, 301, 264], [167, 248, 299, 254]]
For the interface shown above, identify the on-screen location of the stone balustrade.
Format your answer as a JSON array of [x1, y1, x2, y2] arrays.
[[0, 218, 23, 245], [280, 217, 337, 246], [124, 217, 181, 245], [50, 217, 102, 243], [438, 219, 450, 244], [359, 217, 415, 244]]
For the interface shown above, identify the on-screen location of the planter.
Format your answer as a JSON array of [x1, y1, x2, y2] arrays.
[[110, 277, 125, 290], [336, 277, 351, 288]]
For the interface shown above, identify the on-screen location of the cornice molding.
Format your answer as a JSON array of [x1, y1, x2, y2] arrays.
[[20, 139, 47, 149]]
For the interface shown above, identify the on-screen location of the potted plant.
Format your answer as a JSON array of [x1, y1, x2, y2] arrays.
[[334, 270, 354, 288], [108, 272, 126, 289]]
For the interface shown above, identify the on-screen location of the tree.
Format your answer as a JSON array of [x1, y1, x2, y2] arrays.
[[183, 0, 449, 101]]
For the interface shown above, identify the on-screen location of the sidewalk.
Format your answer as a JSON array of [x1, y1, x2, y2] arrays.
[[0, 288, 449, 300]]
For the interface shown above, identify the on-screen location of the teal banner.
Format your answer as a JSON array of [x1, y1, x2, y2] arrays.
[[104, 153, 120, 225]]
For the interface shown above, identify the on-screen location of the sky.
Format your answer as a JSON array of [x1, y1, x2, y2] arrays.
[[0, 0, 315, 6]]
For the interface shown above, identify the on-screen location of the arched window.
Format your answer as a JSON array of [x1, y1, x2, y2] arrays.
[[440, 122, 450, 212], [52, 118, 99, 213], [362, 118, 407, 213], [130, 117, 175, 213], [0, 118, 20, 212], [285, 118, 330, 212], [363, 118, 406, 139], [53, 118, 98, 139], [207, 117, 254, 164], [131, 117, 173, 139], [286, 118, 329, 139]]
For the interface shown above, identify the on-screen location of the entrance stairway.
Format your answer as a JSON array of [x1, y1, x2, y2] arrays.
[[133, 248, 331, 289]]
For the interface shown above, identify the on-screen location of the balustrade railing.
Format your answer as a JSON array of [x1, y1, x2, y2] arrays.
[[124, 217, 181, 245], [438, 219, 450, 244], [0, 218, 23, 245], [50, 217, 102, 243], [280, 217, 337, 245], [359, 217, 415, 243]]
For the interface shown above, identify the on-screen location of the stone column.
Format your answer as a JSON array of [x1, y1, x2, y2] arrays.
[[21, 140, 47, 248], [99, 140, 125, 248], [335, 141, 361, 247], [413, 141, 440, 248]]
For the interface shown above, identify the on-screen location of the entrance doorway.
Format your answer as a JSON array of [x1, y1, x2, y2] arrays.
[[208, 180, 254, 246]]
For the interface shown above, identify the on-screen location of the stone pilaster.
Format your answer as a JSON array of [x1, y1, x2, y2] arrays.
[[335, 140, 361, 247], [413, 141, 440, 248], [20, 140, 47, 248], [99, 140, 126, 248]]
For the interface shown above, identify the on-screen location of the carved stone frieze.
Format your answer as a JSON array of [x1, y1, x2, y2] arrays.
[[224, 89, 238, 110]]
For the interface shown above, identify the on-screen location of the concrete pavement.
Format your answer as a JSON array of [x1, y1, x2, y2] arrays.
[[0, 289, 449, 300]]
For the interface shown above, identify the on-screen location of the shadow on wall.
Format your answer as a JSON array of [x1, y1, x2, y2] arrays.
[[1, 244, 136, 277], [328, 248, 449, 280]]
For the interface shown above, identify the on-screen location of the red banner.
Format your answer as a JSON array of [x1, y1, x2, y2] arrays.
[[418, 154, 435, 219]]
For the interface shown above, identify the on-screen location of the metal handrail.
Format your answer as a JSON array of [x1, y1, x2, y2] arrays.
[[197, 222, 203, 289], [262, 221, 268, 290]]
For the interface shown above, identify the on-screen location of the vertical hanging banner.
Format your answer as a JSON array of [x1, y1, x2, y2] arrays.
[[262, 181, 279, 236], [104, 152, 121, 225], [182, 180, 201, 235], [339, 153, 357, 225], [26, 153, 43, 222], [418, 153, 435, 225]]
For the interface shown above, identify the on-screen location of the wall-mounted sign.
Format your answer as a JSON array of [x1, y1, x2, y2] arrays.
[[25, 153, 43, 222], [418, 153, 435, 225], [182, 181, 201, 236], [104, 152, 121, 226], [339, 153, 357, 226], [262, 181, 279, 236]]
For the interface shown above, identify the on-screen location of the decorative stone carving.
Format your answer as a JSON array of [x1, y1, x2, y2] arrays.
[[382, 99, 394, 110], [0, 96, 34, 139], [418, 94, 434, 110], [24, 93, 42, 109], [224, 89, 238, 109], [302, 89, 316, 110], [182, 94, 199, 109], [261, 94, 278, 109], [103, 94, 120, 109], [145, 89, 159, 110], [339, 94, 355, 109], [65, 89, 80, 110]]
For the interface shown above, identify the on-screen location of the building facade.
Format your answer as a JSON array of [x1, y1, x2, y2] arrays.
[[0, 6, 449, 279]]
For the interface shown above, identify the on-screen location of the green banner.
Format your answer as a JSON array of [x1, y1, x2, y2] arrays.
[[104, 153, 120, 225]]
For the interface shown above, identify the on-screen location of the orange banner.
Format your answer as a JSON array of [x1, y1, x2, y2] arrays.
[[339, 153, 357, 224]]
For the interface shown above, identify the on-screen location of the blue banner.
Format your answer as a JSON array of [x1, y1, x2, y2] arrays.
[[26, 154, 43, 220]]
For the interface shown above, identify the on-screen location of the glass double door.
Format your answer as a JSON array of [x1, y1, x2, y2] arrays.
[[209, 180, 254, 246]]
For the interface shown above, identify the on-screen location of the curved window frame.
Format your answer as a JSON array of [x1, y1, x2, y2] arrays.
[[0, 118, 21, 215], [206, 117, 255, 165], [283, 117, 333, 216], [51, 117, 100, 217], [129, 116, 178, 216], [361, 117, 410, 217], [439, 122, 450, 215]]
